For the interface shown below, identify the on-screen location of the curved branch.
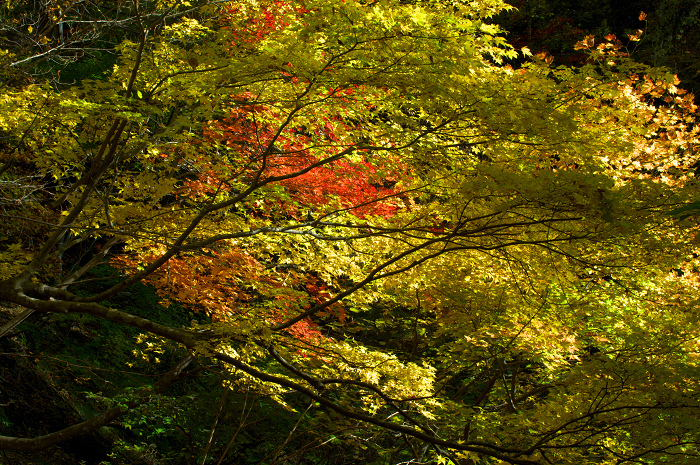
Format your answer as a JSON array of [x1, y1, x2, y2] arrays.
[[0, 355, 193, 452], [212, 350, 541, 465], [0, 406, 126, 452]]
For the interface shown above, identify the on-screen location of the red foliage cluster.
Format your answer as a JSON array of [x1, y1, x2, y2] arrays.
[[113, 250, 343, 342], [222, 0, 310, 44], [271, 155, 402, 219], [204, 103, 405, 219]]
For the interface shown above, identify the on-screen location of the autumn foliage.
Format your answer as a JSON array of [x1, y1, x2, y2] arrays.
[[203, 103, 405, 219], [1, 0, 700, 463]]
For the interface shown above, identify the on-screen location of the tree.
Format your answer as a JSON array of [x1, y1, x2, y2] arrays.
[[1, 0, 699, 463]]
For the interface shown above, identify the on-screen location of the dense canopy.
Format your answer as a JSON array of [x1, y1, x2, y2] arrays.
[[1, 0, 699, 464]]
